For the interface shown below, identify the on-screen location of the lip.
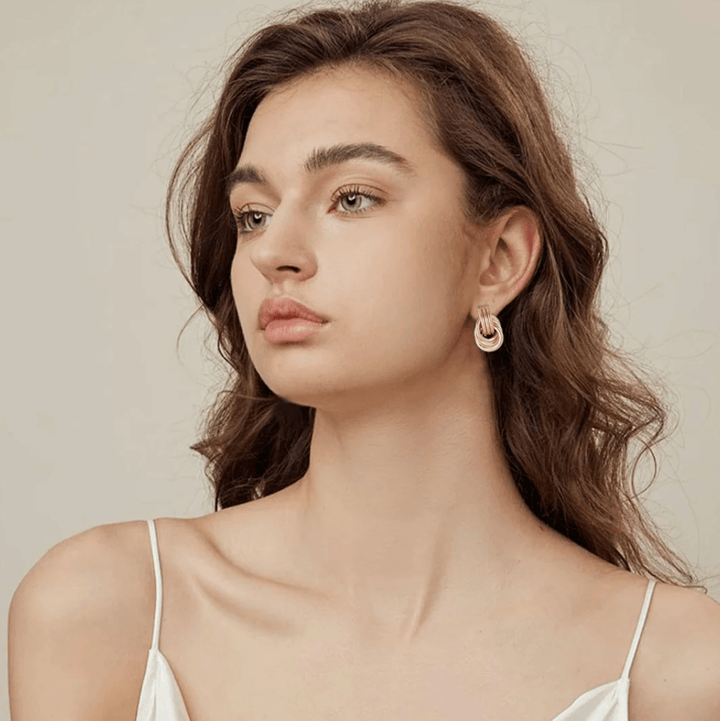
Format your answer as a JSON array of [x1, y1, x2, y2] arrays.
[[258, 296, 329, 330]]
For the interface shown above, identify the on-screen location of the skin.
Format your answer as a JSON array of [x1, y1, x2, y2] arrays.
[[226, 62, 591, 648]]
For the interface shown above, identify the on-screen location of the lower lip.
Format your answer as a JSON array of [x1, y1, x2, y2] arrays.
[[263, 318, 328, 343]]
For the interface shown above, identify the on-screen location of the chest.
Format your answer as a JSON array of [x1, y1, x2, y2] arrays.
[[163, 612, 623, 721], [149, 516, 646, 721]]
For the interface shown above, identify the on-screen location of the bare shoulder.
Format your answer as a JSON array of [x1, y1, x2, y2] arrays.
[[632, 581, 720, 721], [10, 520, 155, 632], [8, 520, 156, 720]]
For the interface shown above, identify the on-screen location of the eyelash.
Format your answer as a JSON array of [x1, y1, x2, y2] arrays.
[[231, 185, 383, 236]]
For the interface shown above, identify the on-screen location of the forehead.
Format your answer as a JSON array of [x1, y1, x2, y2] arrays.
[[241, 65, 434, 163]]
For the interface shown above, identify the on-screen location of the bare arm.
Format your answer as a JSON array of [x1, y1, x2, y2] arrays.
[[8, 522, 154, 721]]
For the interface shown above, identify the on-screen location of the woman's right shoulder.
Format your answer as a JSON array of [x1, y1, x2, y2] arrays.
[[10, 519, 156, 622], [8, 519, 159, 720]]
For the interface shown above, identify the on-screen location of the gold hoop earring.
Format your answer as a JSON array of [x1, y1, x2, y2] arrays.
[[474, 305, 504, 352]]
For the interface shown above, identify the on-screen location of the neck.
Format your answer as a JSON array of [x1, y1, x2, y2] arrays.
[[279, 350, 554, 646]]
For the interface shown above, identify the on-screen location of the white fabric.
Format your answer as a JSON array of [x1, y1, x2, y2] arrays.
[[136, 647, 192, 721], [135, 518, 656, 721], [135, 518, 191, 721]]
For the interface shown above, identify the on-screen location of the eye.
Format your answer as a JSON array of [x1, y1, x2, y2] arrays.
[[233, 209, 270, 235], [231, 185, 383, 236]]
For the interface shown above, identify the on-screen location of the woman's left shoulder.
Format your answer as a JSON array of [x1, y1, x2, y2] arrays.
[[631, 580, 720, 720]]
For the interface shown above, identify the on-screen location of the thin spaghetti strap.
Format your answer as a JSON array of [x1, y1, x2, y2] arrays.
[[621, 579, 656, 680], [145, 518, 163, 651]]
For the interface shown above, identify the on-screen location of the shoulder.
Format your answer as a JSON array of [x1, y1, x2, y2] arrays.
[[8, 520, 157, 719], [10, 520, 154, 627], [632, 581, 720, 720]]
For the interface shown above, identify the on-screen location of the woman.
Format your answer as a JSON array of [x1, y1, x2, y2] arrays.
[[9, 0, 720, 719]]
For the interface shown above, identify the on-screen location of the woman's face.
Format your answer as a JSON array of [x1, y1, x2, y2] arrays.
[[229, 64, 488, 411]]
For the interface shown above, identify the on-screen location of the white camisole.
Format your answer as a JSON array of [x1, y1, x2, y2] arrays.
[[135, 518, 657, 721]]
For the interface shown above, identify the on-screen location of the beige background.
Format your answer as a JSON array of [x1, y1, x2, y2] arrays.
[[2, 0, 719, 716]]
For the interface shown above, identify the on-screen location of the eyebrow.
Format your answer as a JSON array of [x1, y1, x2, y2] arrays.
[[225, 142, 417, 199]]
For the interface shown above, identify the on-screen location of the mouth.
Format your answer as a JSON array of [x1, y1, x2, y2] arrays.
[[265, 316, 327, 326], [258, 296, 329, 330], [263, 316, 329, 343]]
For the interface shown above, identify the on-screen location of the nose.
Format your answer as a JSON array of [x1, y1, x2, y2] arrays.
[[246, 202, 320, 284]]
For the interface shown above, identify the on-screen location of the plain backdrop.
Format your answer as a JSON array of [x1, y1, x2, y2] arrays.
[[2, 0, 719, 716]]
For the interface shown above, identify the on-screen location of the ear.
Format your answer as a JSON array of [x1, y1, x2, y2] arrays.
[[470, 206, 542, 317]]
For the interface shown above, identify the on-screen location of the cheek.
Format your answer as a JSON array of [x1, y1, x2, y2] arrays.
[[344, 211, 462, 327], [344, 249, 459, 365], [229, 256, 244, 314], [230, 253, 261, 335], [230, 247, 242, 285]]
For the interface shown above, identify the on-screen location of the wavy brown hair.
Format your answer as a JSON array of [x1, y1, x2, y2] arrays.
[[165, 0, 705, 590]]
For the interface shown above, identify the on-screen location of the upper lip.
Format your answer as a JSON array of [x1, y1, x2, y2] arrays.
[[258, 296, 329, 329]]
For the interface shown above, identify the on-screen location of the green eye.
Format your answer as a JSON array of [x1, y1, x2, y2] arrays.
[[232, 185, 383, 236]]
